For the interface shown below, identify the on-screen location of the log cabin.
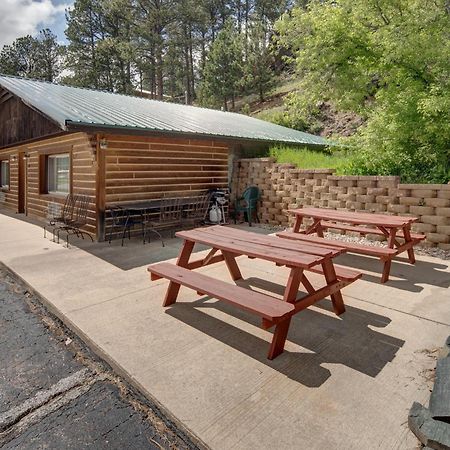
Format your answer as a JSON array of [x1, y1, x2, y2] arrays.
[[0, 75, 328, 240]]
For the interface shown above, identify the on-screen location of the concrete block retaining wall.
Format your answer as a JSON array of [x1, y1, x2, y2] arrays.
[[231, 158, 450, 249]]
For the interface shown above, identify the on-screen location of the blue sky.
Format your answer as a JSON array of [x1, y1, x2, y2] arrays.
[[0, 0, 73, 49]]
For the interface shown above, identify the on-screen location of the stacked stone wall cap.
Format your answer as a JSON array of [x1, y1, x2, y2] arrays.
[[327, 175, 360, 181]]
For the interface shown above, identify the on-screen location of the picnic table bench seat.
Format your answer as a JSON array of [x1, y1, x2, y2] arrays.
[[319, 221, 426, 241], [148, 262, 295, 324], [277, 230, 397, 259], [307, 262, 362, 282], [277, 231, 397, 283]]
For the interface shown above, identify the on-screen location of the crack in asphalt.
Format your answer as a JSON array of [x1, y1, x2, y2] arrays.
[[0, 266, 205, 450]]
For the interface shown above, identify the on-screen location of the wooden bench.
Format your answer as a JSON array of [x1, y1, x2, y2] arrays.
[[148, 262, 295, 326], [308, 263, 362, 283], [319, 221, 426, 241], [277, 231, 396, 283]]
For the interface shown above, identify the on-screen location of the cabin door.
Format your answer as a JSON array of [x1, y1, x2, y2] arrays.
[[18, 152, 26, 213]]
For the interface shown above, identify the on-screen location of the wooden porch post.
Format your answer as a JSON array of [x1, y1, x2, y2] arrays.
[[95, 134, 106, 241]]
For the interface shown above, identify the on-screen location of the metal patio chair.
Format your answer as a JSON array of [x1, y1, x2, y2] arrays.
[[57, 194, 94, 246], [143, 196, 183, 246], [43, 193, 78, 241], [181, 192, 211, 229], [107, 206, 144, 246]]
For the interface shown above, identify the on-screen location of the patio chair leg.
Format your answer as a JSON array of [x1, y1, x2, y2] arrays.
[[121, 227, 127, 246]]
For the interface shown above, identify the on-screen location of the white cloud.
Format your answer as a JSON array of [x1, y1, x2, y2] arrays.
[[0, 0, 69, 49]]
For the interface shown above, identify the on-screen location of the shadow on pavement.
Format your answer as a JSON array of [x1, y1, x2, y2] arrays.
[[166, 284, 403, 388]]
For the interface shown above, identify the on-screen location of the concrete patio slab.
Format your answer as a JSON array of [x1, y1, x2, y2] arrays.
[[1, 210, 449, 449]]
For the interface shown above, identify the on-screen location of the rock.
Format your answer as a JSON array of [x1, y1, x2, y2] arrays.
[[408, 402, 450, 450], [430, 358, 450, 422]]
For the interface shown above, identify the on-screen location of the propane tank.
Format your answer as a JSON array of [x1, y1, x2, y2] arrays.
[[209, 204, 222, 223]]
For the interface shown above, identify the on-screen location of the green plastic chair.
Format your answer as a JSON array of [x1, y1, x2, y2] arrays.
[[234, 186, 260, 226]]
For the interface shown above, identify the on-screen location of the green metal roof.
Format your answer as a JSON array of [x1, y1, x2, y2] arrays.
[[0, 75, 328, 146]]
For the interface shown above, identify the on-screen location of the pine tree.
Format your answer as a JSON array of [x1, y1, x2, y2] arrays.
[[0, 30, 61, 81], [199, 20, 244, 110], [243, 22, 274, 102]]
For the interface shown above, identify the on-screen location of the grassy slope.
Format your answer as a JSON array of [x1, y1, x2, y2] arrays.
[[270, 145, 350, 173]]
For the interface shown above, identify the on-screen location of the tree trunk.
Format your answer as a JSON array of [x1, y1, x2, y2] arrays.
[[184, 43, 191, 104], [189, 30, 195, 100]]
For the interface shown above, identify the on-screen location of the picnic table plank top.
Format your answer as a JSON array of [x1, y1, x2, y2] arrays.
[[288, 207, 417, 227], [176, 229, 325, 269], [197, 225, 344, 258]]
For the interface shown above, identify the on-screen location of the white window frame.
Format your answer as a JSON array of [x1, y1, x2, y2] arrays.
[[47, 153, 70, 195], [0, 160, 9, 190]]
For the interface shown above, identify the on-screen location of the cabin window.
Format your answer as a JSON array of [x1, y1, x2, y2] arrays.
[[0, 160, 10, 189], [47, 154, 70, 194]]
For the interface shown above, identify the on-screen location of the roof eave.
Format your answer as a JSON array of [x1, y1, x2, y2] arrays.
[[65, 121, 329, 148]]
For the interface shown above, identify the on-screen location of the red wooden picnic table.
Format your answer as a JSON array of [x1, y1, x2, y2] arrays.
[[285, 207, 424, 283], [148, 225, 361, 359]]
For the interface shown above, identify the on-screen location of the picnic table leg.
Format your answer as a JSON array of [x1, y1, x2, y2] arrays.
[[268, 267, 303, 360], [402, 226, 416, 264], [222, 250, 243, 281], [321, 258, 345, 315], [292, 215, 303, 233], [315, 220, 325, 238], [163, 240, 195, 307], [381, 228, 397, 283]]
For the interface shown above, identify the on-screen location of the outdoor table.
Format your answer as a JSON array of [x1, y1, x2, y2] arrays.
[[110, 196, 206, 228], [148, 225, 361, 359], [286, 207, 424, 282]]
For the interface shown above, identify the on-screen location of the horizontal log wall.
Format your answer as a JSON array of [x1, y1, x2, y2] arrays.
[[0, 147, 19, 210], [103, 134, 229, 205], [0, 132, 97, 234], [232, 158, 450, 249], [26, 133, 97, 233]]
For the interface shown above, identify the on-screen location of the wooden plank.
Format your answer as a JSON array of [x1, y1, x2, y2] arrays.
[[307, 263, 361, 282], [289, 207, 418, 227], [176, 229, 324, 268], [196, 225, 343, 258], [277, 231, 397, 257], [320, 221, 425, 240], [148, 262, 294, 321], [95, 135, 105, 241]]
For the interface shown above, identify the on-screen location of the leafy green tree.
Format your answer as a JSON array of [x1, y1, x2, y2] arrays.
[[0, 30, 61, 81], [198, 20, 244, 110], [275, 0, 450, 182]]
